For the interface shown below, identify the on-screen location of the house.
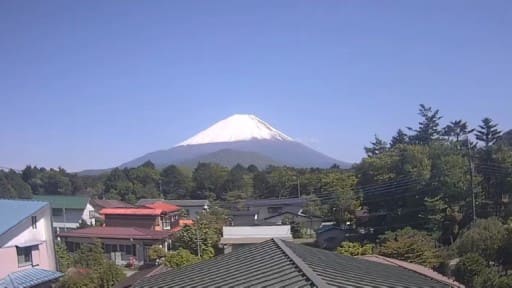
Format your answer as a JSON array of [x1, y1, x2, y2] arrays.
[[57, 201, 182, 265], [33, 195, 95, 232], [133, 238, 452, 288], [0, 199, 63, 286], [89, 199, 134, 221], [226, 210, 259, 226], [242, 198, 306, 219], [136, 199, 209, 219], [263, 211, 323, 231], [220, 225, 292, 253]]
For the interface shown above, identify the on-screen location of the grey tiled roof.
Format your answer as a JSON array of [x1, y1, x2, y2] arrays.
[[0, 268, 63, 288], [134, 239, 450, 288]]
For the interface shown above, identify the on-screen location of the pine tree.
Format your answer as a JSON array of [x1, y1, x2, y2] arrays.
[[408, 104, 442, 145], [476, 117, 501, 147], [390, 129, 408, 148]]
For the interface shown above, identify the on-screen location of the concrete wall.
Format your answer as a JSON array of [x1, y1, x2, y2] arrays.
[[223, 225, 292, 238], [0, 205, 56, 278]]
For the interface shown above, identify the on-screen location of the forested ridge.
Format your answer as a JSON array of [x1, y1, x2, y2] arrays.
[[3, 104, 512, 285]]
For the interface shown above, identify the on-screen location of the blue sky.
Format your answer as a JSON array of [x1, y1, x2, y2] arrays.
[[1, 1, 511, 171]]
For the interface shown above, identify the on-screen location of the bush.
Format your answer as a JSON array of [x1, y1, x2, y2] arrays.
[[164, 248, 201, 268], [455, 218, 506, 262], [337, 242, 374, 256], [377, 227, 441, 268], [148, 245, 166, 262], [453, 253, 487, 286]]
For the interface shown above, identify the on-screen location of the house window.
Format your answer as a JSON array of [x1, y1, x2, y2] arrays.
[[52, 208, 63, 217], [119, 244, 135, 256], [162, 216, 171, 230], [31, 216, 37, 229], [17, 246, 32, 267]]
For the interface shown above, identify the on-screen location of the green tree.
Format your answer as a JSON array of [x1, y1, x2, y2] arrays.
[[377, 227, 441, 268], [476, 117, 501, 148], [161, 165, 191, 199], [364, 135, 388, 157], [455, 218, 506, 263], [453, 253, 487, 287], [164, 248, 200, 268], [192, 163, 228, 200], [56, 242, 73, 272], [71, 241, 125, 288], [408, 104, 442, 145], [390, 129, 408, 148], [148, 245, 166, 262], [337, 241, 374, 256]]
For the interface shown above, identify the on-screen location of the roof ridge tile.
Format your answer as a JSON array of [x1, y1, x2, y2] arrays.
[[274, 238, 329, 288]]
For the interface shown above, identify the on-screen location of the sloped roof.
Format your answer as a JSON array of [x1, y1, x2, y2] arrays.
[[57, 226, 178, 240], [90, 199, 134, 209], [0, 268, 63, 288], [100, 201, 180, 216], [137, 199, 209, 207], [358, 255, 464, 288], [244, 198, 306, 207], [143, 201, 181, 213], [0, 199, 48, 238], [134, 239, 450, 288], [33, 195, 89, 209]]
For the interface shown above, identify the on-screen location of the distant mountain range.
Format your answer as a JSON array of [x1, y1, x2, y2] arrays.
[[79, 114, 351, 175]]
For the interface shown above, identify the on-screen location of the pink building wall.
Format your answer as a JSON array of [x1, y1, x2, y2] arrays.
[[0, 242, 52, 278]]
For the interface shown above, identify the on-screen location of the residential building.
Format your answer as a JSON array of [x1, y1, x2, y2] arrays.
[[0, 199, 63, 286], [263, 211, 323, 231], [220, 225, 292, 253], [57, 201, 182, 265], [89, 199, 134, 221], [134, 238, 452, 288], [33, 195, 95, 232], [242, 198, 306, 219], [137, 199, 209, 219]]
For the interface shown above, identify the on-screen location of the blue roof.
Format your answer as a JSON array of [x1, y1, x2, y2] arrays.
[[0, 199, 48, 237], [0, 268, 63, 288]]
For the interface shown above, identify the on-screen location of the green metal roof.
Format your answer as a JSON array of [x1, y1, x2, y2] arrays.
[[33, 195, 89, 209], [134, 239, 450, 288]]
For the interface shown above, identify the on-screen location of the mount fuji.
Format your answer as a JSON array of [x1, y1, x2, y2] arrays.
[[116, 114, 350, 170]]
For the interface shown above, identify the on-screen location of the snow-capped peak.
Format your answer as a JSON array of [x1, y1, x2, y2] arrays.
[[176, 114, 293, 146]]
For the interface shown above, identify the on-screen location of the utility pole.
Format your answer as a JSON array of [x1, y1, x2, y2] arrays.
[[466, 137, 476, 223], [297, 177, 301, 198], [196, 227, 201, 257]]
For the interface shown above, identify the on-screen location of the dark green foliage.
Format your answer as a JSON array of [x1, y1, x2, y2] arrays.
[[59, 241, 124, 288], [364, 135, 388, 157], [390, 129, 408, 148], [0, 169, 32, 199], [408, 104, 442, 145], [476, 117, 501, 147], [56, 242, 73, 272], [453, 253, 487, 286], [161, 165, 191, 199], [455, 218, 506, 262]]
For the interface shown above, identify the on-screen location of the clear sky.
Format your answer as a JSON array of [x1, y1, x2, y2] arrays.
[[1, 1, 511, 172]]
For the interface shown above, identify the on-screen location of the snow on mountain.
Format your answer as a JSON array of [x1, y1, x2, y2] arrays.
[[177, 114, 293, 146]]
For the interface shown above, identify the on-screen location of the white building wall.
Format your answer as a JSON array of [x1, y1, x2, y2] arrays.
[[223, 225, 292, 238]]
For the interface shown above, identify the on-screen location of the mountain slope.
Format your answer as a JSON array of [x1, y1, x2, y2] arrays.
[[96, 114, 351, 173], [177, 148, 281, 168]]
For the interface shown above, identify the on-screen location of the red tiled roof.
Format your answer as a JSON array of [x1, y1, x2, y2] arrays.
[[143, 201, 181, 213], [100, 207, 164, 216], [90, 199, 134, 209], [357, 255, 465, 288], [57, 226, 173, 240]]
